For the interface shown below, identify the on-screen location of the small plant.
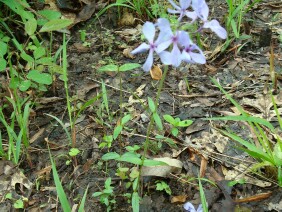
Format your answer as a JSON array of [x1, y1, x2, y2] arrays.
[[163, 115, 193, 136], [155, 180, 171, 195], [207, 78, 282, 186], [93, 177, 116, 212]]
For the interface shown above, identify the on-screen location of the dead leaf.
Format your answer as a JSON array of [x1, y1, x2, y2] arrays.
[[118, 11, 135, 26], [123, 48, 135, 59], [150, 65, 162, 80], [171, 195, 187, 203], [141, 157, 183, 177]]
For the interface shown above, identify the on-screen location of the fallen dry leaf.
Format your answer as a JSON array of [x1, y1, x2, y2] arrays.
[[150, 65, 162, 80], [171, 195, 187, 203]]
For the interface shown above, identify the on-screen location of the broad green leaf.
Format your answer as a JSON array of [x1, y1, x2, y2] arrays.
[[38, 10, 61, 20], [27, 70, 52, 85], [143, 159, 167, 166], [163, 115, 175, 125], [119, 63, 141, 72], [178, 119, 193, 127], [98, 64, 118, 72], [118, 152, 142, 165], [0, 58, 6, 72], [36, 57, 54, 65], [20, 52, 34, 63], [69, 148, 80, 157], [153, 113, 163, 131], [132, 192, 139, 212], [92, 192, 102, 197], [113, 125, 122, 140], [121, 114, 131, 125], [148, 97, 156, 112], [0, 41, 7, 56], [14, 199, 24, 209], [171, 127, 178, 136], [39, 19, 73, 32], [102, 152, 120, 160], [25, 18, 37, 36], [33, 46, 45, 59], [19, 80, 31, 91]]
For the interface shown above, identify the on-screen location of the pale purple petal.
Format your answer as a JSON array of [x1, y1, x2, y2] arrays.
[[197, 204, 203, 212], [167, 8, 180, 14], [181, 51, 192, 63], [178, 31, 191, 47], [185, 11, 198, 22], [156, 18, 172, 33], [142, 50, 154, 72], [171, 44, 182, 67], [180, 0, 191, 9], [156, 39, 172, 53], [159, 51, 172, 65], [168, 0, 181, 10], [203, 20, 227, 39], [131, 43, 150, 54], [183, 202, 197, 212], [190, 52, 206, 64], [143, 22, 155, 43], [192, 0, 209, 21]]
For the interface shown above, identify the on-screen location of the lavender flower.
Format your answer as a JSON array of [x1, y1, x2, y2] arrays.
[[131, 22, 170, 72], [184, 202, 203, 212], [192, 0, 227, 39], [167, 0, 197, 22], [179, 31, 206, 64]]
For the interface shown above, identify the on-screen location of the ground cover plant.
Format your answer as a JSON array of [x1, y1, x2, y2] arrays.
[[0, 0, 281, 211]]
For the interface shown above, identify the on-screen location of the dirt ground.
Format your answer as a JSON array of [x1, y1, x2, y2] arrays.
[[0, 0, 282, 211]]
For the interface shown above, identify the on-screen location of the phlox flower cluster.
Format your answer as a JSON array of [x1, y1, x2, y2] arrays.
[[131, 0, 227, 72]]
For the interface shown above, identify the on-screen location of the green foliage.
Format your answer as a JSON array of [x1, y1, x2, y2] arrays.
[[208, 77, 282, 186], [163, 115, 193, 136], [155, 180, 172, 195]]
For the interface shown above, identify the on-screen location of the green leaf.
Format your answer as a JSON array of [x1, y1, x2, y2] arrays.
[[143, 159, 167, 166], [27, 70, 52, 85], [0, 58, 7, 72], [102, 152, 120, 161], [0, 41, 8, 56], [19, 80, 31, 91], [113, 125, 122, 140], [119, 63, 141, 72], [36, 57, 54, 65], [118, 152, 142, 165], [78, 185, 89, 212], [178, 119, 193, 127], [121, 114, 131, 125], [25, 18, 37, 36], [38, 10, 62, 20], [163, 115, 175, 125], [21, 52, 34, 63], [69, 148, 80, 157], [153, 113, 163, 131], [33, 46, 45, 59], [171, 127, 178, 136], [132, 192, 139, 212], [14, 199, 24, 209], [148, 97, 156, 112], [92, 191, 102, 197], [98, 64, 118, 72], [39, 19, 73, 32]]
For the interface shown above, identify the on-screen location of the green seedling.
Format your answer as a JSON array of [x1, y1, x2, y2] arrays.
[[93, 177, 116, 212], [163, 115, 193, 136], [148, 97, 163, 131], [155, 180, 171, 195]]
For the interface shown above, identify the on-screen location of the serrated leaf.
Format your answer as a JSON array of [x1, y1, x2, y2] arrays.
[[25, 18, 37, 36], [102, 152, 120, 160], [27, 70, 52, 85], [39, 19, 73, 32], [98, 64, 118, 72], [119, 63, 141, 72]]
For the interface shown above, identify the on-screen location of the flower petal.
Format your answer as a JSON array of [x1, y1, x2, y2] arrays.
[[170, 44, 182, 67], [131, 43, 150, 54], [181, 51, 192, 63], [192, 0, 209, 21], [178, 31, 191, 47], [159, 51, 172, 65], [185, 11, 198, 22], [143, 22, 155, 43], [180, 0, 191, 9], [183, 202, 197, 212], [203, 20, 227, 39], [156, 39, 172, 53], [142, 50, 154, 72], [168, 0, 181, 10], [190, 52, 206, 64], [167, 8, 180, 14]]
